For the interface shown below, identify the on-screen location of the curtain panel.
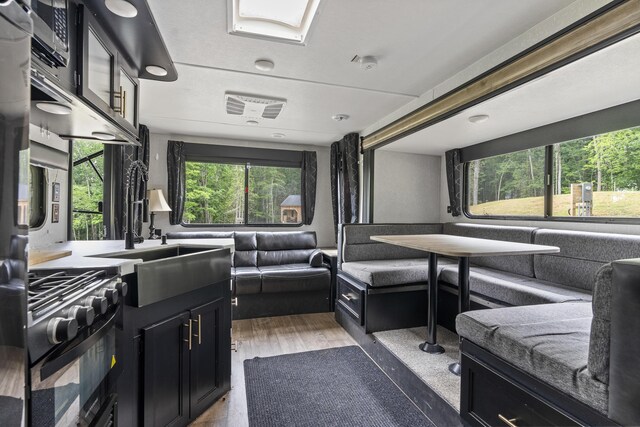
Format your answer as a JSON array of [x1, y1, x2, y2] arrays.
[[301, 151, 317, 225], [445, 148, 462, 217], [330, 133, 360, 239], [114, 125, 150, 239], [167, 140, 186, 225]]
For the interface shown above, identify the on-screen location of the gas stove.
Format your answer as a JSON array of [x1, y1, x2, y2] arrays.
[[27, 268, 127, 363]]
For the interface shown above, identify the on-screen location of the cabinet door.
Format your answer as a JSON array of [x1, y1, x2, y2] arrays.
[[143, 312, 190, 427], [118, 66, 138, 129], [189, 298, 230, 417], [78, 6, 117, 114]]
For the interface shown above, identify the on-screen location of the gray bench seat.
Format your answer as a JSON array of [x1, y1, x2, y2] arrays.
[[341, 258, 456, 287], [456, 302, 607, 414], [440, 265, 592, 306]]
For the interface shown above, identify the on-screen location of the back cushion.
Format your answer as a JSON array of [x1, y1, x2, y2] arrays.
[[443, 223, 537, 277], [166, 231, 234, 239], [342, 224, 442, 262], [589, 263, 612, 384], [256, 231, 317, 266], [234, 232, 257, 267], [533, 229, 640, 291]]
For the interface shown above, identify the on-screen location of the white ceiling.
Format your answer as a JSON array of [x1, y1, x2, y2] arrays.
[[140, 0, 574, 145], [383, 33, 640, 155]]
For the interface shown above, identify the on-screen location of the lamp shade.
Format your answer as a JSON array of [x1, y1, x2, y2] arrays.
[[148, 189, 172, 212]]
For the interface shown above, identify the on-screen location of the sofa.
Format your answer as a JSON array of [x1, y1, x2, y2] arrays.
[[457, 259, 640, 426], [167, 231, 331, 319]]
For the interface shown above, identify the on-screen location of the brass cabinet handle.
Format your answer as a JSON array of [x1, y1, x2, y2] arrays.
[[498, 414, 518, 427], [184, 319, 192, 351], [113, 85, 123, 114], [122, 89, 127, 118], [341, 293, 354, 302], [192, 314, 202, 345]]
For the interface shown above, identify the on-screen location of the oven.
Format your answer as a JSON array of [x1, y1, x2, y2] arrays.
[[27, 269, 127, 427], [29, 304, 122, 427]]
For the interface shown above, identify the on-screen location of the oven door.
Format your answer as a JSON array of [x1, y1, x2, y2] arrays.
[[29, 306, 122, 427]]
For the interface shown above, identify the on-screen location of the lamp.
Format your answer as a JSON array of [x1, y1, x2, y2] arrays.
[[147, 189, 171, 239]]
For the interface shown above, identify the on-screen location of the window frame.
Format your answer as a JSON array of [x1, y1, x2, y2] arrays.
[[29, 165, 47, 229], [463, 133, 640, 225], [180, 144, 305, 228]]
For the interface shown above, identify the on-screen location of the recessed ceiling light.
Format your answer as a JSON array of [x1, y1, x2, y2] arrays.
[[92, 131, 116, 141], [105, 0, 138, 18], [145, 65, 168, 77], [35, 102, 72, 115], [332, 114, 349, 121], [272, 133, 285, 138], [254, 59, 275, 72], [468, 114, 489, 124], [246, 120, 259, 125]]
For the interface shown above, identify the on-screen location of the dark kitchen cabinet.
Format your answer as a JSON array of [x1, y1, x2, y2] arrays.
[[77, 5, 139, 137], [141, 297, 231, 427], [143, 312, 191, 427]]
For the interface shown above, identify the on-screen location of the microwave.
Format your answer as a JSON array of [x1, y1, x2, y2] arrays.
[[30, 0, 70, 68]]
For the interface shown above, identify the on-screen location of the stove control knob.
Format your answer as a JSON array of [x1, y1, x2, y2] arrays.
[[100, 288, 119, 305], [47, 317, 78, 344], [113, 279, 128, 298], [68, 305, 95, 327], [85, 296, 108, 315]]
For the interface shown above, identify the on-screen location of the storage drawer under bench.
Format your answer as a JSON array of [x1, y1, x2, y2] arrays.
[[336, 273, 365, 324]]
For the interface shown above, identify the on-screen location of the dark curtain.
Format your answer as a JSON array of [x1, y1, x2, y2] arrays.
[[445, 148, 462, 217], [114, 125, 150, 238], [330, 133, 360, 240], [167, 140, 186, 225], [301, 151, 317, 225]]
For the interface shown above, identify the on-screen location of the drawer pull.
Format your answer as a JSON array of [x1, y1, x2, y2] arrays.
[[498, 414, 518, 427], [231, 297, 238, 307], [341, 293, 355, 302]]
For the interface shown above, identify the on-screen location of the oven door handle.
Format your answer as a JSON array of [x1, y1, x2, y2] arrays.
[[40, 305, 120, 381]]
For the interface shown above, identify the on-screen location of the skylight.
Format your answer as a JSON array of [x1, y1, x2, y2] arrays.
[[229, 0, 322, 44]]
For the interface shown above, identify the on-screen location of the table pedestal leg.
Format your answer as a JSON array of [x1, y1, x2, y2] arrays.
[[449, 257, 470, 375], [420, 252, 444, 354]]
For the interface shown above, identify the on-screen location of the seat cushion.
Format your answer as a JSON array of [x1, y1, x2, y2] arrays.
[[440, 265, 591, 306], [589, 263, 613, 384], [341, 258, 455, 287], [260, 265, 330, 293], [456, 302, 608, 414], [443, 223, 537, 277], [233, 267, 262, 295]]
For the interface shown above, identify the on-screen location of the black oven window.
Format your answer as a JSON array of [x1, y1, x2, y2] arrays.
[[29, 165, 46, 228]]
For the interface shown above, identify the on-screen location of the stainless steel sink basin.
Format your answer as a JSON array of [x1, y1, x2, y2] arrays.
[[93, 245, 231, 307]]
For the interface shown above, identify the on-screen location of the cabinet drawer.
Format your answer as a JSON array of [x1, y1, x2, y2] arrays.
[[461, 354, 580, 427], [337, 274, 364, 325]]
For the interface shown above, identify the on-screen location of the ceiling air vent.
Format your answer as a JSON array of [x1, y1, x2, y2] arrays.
[[224, 92, 287, 119]]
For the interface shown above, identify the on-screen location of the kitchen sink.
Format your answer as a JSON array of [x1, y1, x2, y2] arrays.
[[92, 245, 231, 307]]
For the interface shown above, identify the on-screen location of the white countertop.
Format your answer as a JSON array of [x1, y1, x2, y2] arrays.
[[29, 238, 235, 275]]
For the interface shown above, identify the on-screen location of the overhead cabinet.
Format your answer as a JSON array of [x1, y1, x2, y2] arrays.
[[77, 6, 139, 136]]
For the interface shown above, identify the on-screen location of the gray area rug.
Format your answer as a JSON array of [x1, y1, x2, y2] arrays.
[[374, 326, 461, 410], [244, 345, 433, 427]]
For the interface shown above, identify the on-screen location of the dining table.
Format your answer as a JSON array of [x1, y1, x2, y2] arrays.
[[370, 233, 560, 374]]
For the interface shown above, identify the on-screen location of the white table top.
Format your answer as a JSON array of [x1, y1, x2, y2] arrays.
[[371, 234, 559, 258]]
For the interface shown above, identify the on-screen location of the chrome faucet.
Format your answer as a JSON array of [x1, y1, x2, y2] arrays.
[[125, 160, 150, 250]]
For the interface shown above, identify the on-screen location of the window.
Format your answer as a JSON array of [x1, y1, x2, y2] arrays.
[[464, 125, 640, 220], [72, 140, 105, 240], [552, 127, 640, 218], [28, 165, 46, 228], [467, 147, 546, 217], [181, 144, 306, 226]]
